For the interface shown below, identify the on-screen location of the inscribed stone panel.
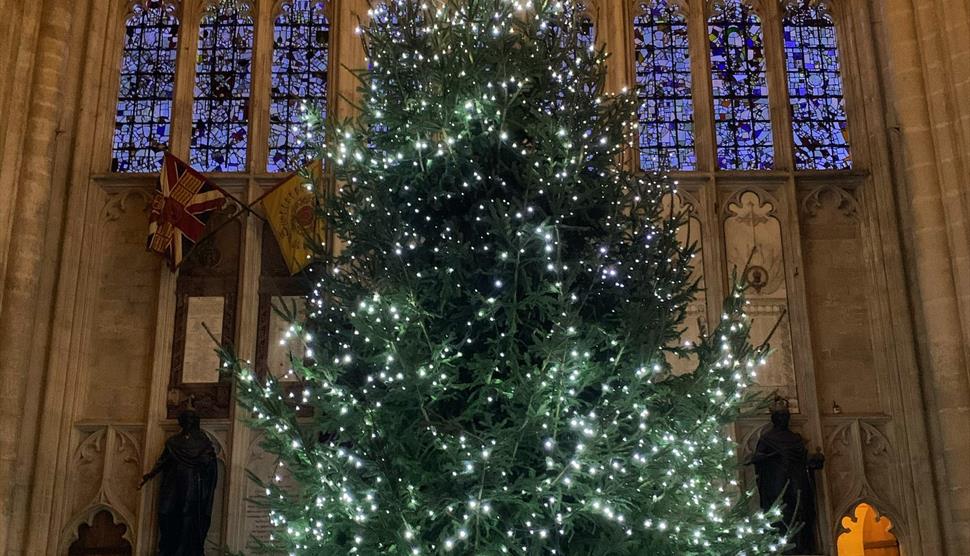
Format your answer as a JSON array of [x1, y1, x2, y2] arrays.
[[723, 190, 798, 410]]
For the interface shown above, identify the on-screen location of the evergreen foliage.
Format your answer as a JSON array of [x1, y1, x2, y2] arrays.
[[220, 1, 786, 553]]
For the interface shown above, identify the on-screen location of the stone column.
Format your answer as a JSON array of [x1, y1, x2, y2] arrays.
[[0, 0, 44, 316], [0, 0, 75, 551], [878, 0, 970, 552]]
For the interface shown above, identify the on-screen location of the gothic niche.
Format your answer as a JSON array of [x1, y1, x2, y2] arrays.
[[66, 426, 143, 544], [68, 510, 132, 556], [723, 189, 797, 409], [661, 190, 707, 375], [836, 502, 900, 556], [798, 185, 881, 414]]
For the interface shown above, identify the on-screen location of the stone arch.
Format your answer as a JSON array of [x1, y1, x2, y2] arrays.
[[836, 501, 902, 555], [125, 0, 180, 23], [199, 0, 254, 18], [272, 0, 331, 19], [61, 505, 134, 555]]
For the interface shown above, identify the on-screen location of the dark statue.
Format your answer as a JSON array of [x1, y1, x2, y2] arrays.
[[747, 398, 825, 554], [140, 410, 218, 556]]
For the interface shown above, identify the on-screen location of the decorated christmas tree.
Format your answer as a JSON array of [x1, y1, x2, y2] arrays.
[[221, 1, 786, 553]]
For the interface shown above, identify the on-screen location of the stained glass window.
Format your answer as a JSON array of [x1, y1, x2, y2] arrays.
[[112, 1, 179, 173], [190, 1, 254, 172], [784, 3, 851, 169], [709, 0, 773, 170], [576, 13, 595, 50], [567, 14, 597, 96], [634, 1, 695, 171], [269, 1, 330, 173], [536, 3, 593, 45], [535, 9, 596, 115]]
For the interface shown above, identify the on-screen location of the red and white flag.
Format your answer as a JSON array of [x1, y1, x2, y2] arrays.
[[147, 153, 227, 269]]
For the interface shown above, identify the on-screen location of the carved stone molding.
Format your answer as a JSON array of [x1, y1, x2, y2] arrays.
[[59, 504, 134, 555], [200, 0, 255, 19], [800, 184, 859, 221], [632, 0, 690, 18], [102, 189, 153, 222], [61, 425, 145, 552], [125, 0, 180, 22], [272, 0, 331, 19], [707, 0, 767, 20], [822, 416, 904, 539], [779, 0, 835, 16]]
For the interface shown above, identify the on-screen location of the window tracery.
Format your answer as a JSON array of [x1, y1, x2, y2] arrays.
[[633, 0, 695, 171], [269, 0, 331, 173], [783, 2, 851, 169], [112, 0, 180, 173], [534, 4, 597, 108], [190, 0, 255, 172], [109, 1, 858, 176], [708, 0, 773, 170]]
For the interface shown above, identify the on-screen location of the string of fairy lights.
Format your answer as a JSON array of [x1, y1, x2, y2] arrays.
[[219, 1, 788, 554]]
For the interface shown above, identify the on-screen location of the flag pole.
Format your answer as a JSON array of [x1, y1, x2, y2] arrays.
[[213, 186, 268, 223], [177, 163, 321, 269], [176, 203, 250, 269], [176, 192, 270, 269]]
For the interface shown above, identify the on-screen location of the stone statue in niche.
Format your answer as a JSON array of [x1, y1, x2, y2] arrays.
[[140, 410, 218, 556], [747, 397, 825, 554]]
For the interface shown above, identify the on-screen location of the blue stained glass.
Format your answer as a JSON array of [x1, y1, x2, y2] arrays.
[[539, 7, 596, 105], [190, 2, 254, 172], [570, 14, 597, 98], [269, 1, 330, 173], [709, 0, 773, 170], [634, 1, 695, 171], [784, 3, 850, 169], [538, 4, 594, 48], [112, 0, 179, 173], [576, 13, 595, 50]]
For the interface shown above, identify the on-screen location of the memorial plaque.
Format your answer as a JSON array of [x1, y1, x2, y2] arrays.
[[182, 296, 225, 383]]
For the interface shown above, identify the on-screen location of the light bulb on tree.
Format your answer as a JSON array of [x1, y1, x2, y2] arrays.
[[218, 1, 785, 554]]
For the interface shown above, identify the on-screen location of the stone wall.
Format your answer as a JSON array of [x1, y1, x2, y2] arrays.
[[876, 0, 970, 550]]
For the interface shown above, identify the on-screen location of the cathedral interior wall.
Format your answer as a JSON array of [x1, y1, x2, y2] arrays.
[[0, 0, 967, 554]]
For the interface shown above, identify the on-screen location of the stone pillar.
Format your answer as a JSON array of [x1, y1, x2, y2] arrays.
[[0, 0, 75, 551], [0, 0, 44, 316], [878, 0, 970, 552]]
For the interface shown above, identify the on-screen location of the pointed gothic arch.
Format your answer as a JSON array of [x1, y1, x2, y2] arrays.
[[268, 0, 333, 172], [836, 502, 901, 556]]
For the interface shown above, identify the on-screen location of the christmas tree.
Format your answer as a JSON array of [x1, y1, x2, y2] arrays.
[[221, 1, 786, 553]]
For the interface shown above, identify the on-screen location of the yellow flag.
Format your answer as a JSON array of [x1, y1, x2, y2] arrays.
[[261, 161, 326, 274]]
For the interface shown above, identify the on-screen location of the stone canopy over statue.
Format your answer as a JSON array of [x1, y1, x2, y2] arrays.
[[747, 397, 825, 554], [140, 409, 218, 556]]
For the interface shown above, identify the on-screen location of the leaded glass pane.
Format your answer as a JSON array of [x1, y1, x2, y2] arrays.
[[536, 6, 596, 107], [784, 3, 851, 169], [269, 1, 330, 173], [634, 1, 695, 171], [709, 0, 773, 170], [190, 2, 254, 172], [576, 13, 595, 50], [112, 1, 179, 173], [565, 14, 596, 98]]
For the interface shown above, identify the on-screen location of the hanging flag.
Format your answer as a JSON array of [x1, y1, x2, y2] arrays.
[[147, 153, 228, 269], [260, 160, 326, 275]]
